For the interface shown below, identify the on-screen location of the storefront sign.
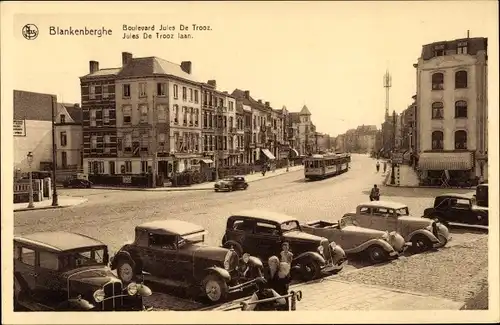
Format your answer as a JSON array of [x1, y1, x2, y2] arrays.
[[13, 119, 26, 136]]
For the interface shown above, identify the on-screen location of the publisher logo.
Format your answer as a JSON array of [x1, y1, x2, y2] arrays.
[[22, 24, 39, 40]]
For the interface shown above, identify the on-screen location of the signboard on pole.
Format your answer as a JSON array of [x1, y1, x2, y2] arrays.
[[392, 152, 403, 164], [13, 119, 26, 136]]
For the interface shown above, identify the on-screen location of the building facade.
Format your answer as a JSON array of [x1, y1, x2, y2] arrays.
[[415, 37, 488, 181], [55, 103, 83, 172]]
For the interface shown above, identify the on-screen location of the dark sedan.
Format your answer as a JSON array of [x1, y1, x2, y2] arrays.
[[214, 176, 248, 192], [63, 178, 93, 188]]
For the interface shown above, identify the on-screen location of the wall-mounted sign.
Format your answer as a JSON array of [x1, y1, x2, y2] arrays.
[[13, 119, 26, 136], [122, 176, 132, 184]]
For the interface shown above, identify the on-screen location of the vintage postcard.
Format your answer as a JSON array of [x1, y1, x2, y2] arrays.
[[1, 1, 499, 324]]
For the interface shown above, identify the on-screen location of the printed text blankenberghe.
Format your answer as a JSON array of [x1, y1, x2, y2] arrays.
[[49, 26, 112, 37]]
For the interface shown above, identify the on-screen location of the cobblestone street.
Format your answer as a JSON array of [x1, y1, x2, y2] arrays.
[[13, 154, 488, 310]]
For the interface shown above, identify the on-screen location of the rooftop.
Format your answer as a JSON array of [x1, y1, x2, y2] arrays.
[[14, 90, 55, 121], [61, 103, 82, 123], [14, 232, 106, 253], [232, 210, 297, 224], [136, 220, 205, 236], [299, 105, 311, 116], [359, 201, 408, 209]]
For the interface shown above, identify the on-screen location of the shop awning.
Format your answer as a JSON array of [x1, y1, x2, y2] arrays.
[[200, 159, 214, 164], [261, 148, 276, 160], [418, 152, 474, 171], [289, 148, 299, 158]]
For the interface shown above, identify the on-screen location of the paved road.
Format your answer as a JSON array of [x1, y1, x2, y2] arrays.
[[13, 154, 483, 310]]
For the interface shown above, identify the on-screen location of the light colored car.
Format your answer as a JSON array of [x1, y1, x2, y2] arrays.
[[302, 216, 406, 263], [342, 201, 451, 252]]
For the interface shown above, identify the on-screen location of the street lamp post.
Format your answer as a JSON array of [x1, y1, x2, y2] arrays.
[[390, 110, 396, 185], [51, 96, 59, 206], [26, 152, 35, 209]]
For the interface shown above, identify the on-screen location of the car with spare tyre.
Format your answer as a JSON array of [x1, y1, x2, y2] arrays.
[[301, 215, 407, 264], [422, 193, 488, 228], [14, 231, 152, 311], [222, 210, 347, 281], [110, 220, 263, 303], [342, 201, 451, 253]]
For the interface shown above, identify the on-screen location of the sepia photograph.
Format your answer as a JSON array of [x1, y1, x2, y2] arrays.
[[1, 1, 498, 324]]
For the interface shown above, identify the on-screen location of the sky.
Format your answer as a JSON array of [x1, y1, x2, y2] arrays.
[[2, 1, 498, 137]]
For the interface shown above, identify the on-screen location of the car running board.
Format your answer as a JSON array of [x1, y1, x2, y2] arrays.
[[447, 222, 488, 231]]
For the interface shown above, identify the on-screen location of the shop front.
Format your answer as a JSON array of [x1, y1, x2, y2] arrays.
[[417, 151, 475, 187]]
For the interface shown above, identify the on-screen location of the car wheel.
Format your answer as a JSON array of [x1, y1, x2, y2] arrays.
[[116, 259, 136, 284], [202, 274, 228, 303], [244, 184, 248, 190], [411, 235, 433, 253], [214, 189, 219, 192], [367, 245, 389, 264], [300, 259, 321, 281]]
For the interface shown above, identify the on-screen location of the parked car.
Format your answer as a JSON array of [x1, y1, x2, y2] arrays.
[[63, 178, 93, 188], [474, 183, 488, 207], [222, 210, 347, 281], [301, 216, 406, 263], [214, 176, 248, 192], [342, 201, 451, 253], [110, 220, 263, 303], [422, 193, 488, 227], [14, 231, 152, 311]]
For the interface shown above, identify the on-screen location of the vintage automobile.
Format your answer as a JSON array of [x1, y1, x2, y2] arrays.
[[214, 176, 249, 192], [474, 183, 488, 208], [63, 178, 93, 188], [422, 193, 488, 227], [222, 210, 347, 281], [110, 220, 263, 303], [14, 231, 152, 311], [301, 216, 406, 263], [342, 201, 451, 253]]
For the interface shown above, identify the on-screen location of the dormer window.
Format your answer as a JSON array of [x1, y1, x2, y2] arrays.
[[434, 44, 445, 57], [60, 114, 65, 123], [457, 41, 468, 54]]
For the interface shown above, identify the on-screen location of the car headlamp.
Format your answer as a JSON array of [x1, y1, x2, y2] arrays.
[[93, 289, 105, 302], [127, 282, 138, 295], [242, 253, 250, 263], [317, 245, 324, 255], [381, 231, 389, 241]]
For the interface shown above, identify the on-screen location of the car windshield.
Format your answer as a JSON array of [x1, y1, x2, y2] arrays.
[[280, 220, 300, 232], [178, 232, 206, 246], [395, 207, 409, 216], [60, 248, 106, 270]]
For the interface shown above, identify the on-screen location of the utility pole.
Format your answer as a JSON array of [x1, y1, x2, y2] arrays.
[[390, 110, 396, 185], [151, 94, 157, 188], [51, 95, 59, 206]]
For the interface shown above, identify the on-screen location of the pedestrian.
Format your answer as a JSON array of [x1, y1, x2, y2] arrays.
[[280, 242, 293, 264], [264, 257, 291, 311], [376, 161, 380, 173], [369, 184, 380, 201], [243, 277, 285, 311]]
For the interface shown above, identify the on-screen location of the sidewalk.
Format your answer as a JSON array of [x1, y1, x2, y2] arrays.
[[92, 165, 304, 192], [207, 276, 463, 311], [14, 196, 88, 212]]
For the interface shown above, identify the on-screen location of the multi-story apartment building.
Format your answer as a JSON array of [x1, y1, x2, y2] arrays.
[[242, 102, 253, 164], [80, 60, 118, 176], [235, 101, 245, 163], [415, 37, 488, 181], [55, 103, 83, 172], [81, 52, 203, 180], [288, 112, 300, 154]]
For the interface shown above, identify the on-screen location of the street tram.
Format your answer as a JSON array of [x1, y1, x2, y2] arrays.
[[304, 153, 351, 180]]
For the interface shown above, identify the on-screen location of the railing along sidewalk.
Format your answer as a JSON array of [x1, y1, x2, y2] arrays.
[[222, 290, 303, 311]]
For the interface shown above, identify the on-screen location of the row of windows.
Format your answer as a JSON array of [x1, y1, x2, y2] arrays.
[[202, 91, 235, 111], [431, 130, 468, 150], [202, 135, 239, 152], [119, 83, 200, 103], [431, 70, 468, 90], [433, 41, 468, 57], [431, 100, 468, 119]]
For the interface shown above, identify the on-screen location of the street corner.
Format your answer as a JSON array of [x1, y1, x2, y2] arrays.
[[14, 196, 88, 212]]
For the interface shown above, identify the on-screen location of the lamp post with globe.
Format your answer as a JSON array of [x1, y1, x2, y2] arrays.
[[26, 151, 35, 209]]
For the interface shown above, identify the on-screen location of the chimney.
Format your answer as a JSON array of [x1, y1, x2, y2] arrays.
[[265, 101, 270, 107], [244, 90, 250, 99], [258, 99, 262, 104], [207, 80, 216, 88], [122, 52, 133, 66], [181, 61, 192, 74], [89, 61, 99, 74], [467, 30, 470, 38]]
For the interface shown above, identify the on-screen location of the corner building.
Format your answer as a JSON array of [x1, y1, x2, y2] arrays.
[[415, 37, 488, 182]]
